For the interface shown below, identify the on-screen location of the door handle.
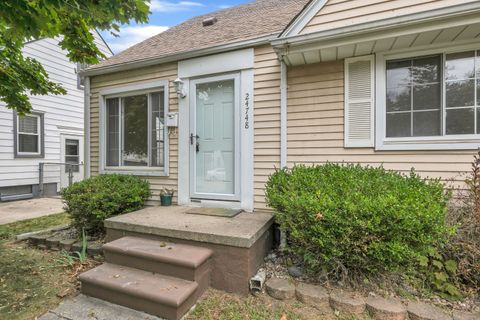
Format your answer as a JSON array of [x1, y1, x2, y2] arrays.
[[190, 134, 199, 145]]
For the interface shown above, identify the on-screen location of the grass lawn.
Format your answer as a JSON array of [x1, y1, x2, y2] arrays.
[[0, 213, 76, 320], [187, 289, 367, 320], [0, 213, 366, 320]]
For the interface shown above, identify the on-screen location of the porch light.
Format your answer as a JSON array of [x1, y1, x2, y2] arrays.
[[173, 78, 186, 98]]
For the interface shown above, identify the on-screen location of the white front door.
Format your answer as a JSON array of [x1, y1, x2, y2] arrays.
[[190, 74, 240, 201], [60, 134, 84, 189]]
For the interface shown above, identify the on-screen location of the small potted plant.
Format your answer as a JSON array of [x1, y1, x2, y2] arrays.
[[160, 188, 175, 206]]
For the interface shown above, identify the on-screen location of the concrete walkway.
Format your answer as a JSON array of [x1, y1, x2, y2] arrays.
[[39, 295, 163, 320], [0, 197, 64, 225]]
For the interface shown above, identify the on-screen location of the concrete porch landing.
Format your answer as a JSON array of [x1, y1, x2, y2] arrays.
[[105, 206, 273, 248], [104, 206, 274, 294]]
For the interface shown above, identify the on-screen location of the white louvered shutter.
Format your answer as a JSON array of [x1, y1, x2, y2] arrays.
[[344, 56, 375, 148]]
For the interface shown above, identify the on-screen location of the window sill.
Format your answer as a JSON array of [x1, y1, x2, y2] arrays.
[[15, 153, 44, 158], [376, 137, 480, 151], [100, 168, 169, 177]]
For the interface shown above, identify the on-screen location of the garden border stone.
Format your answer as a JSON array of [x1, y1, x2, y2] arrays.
[[266, 278, 295, 300], [329, 290, 366, 315], [295, 282, 329, 309], [366, 296, 407, 320], [407, 301, 451, 320]]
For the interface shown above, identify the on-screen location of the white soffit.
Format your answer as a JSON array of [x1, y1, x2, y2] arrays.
[[282, 22, 480, 66]]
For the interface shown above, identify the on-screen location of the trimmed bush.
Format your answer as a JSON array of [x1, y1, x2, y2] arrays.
[[62, 174, 150, 236], [265, 163, 453, 276]]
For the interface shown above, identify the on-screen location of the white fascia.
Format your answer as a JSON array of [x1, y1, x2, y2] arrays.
[[272, 2, 480, 51]]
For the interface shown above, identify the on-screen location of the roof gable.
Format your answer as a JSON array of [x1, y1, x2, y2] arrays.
[[297, 0, 479, 36]]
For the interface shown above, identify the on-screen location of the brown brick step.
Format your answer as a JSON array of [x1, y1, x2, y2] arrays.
[[80, 263, 201, 320], [103, 236, 213, 282]]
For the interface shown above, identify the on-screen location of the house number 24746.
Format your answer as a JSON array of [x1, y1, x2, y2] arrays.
[[244, 93, 250, 129]]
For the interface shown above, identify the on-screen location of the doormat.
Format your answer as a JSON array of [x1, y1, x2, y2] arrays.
[[185, 207, 242, 218]]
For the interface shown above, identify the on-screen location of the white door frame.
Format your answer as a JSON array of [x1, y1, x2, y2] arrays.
[[189, 73, 241, 201], [60, 133, 84, 189]]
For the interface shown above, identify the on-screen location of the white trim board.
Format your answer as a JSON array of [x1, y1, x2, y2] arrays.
[[178, 49, 254, 78], [375, 42, 480, 151], [98, 80, 171, 175], [281, 0, 328, 37], [177, 54, 254, 211]]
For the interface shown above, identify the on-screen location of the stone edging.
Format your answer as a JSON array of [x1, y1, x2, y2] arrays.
[[27, 233, 103, 257], [265, 277, 479, 320]]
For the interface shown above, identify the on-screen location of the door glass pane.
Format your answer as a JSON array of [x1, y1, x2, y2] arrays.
[[65, 139, 80, 173], [195, 79, 235, 195], [106, 98, 120, 166], [65, 139, 79, 156], [65, 156, 80, 172], [122, 95, 148, 166], [386, 112, 411, 138], [446, 108, 475, 135], [19, 134, 38, 153], [413, 111, 440, 136], [151, 92, 165, 167]]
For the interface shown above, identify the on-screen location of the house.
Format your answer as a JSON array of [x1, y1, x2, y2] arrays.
[[0, 31, 112, 201], [79, 1, 480, 318]]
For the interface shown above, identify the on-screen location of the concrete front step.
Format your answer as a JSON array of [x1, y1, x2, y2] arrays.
[[103, 236, 213, 282], [80, 263, 205, 320]]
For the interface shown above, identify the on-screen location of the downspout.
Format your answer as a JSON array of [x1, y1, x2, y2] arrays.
[[84, 76, 91, 178], [279, 58, 288, 248], [280, 59, 287, 168]]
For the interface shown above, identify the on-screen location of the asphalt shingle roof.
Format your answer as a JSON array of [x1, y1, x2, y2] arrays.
[[91, 0, 311, 70]]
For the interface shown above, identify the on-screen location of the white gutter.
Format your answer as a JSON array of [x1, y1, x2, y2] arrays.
[[280, 60, 287, 168], [271, 2, 480, 49], [81, 33, 279, 77], [84, 76, 91, 178]]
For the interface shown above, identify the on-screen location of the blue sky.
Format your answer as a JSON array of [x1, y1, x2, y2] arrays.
[[100, 0, 251, 53]]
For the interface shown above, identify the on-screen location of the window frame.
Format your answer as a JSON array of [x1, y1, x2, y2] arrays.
[[376, 43, 480, 150], [99, 80, 170, 176], [13, 111, 44, 158]]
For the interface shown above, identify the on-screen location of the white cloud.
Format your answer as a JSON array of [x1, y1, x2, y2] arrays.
[[217, 4, 232, 9], [106, 25, 169, 53], [150, 0, 206, 12]]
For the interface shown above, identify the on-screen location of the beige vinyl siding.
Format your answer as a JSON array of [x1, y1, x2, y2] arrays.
[[89, 63, 179, 202], [254, 45, 281, 210], [287, 60, 475, 187], [301, 0, 477, 35]]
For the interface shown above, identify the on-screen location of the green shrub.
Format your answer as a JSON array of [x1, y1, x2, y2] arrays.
[[62, 174, 150, 236], [265, 163, 453, 276]]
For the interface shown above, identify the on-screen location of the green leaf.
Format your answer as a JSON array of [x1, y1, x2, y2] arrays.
[[432, 260, 444, 270], [444, 260, 457, 273], [417, 256, 429, 267]]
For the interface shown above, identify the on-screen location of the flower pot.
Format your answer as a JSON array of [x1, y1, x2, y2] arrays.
[[160, 194, 173, 206]]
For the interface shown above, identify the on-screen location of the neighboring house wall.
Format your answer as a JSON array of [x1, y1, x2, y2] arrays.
[[0, 33, 111, 198], [301, 0, 478, 34], [89, 63, 179, 202], [254, 45, 282, 210], [287, 60, 474, 188]]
